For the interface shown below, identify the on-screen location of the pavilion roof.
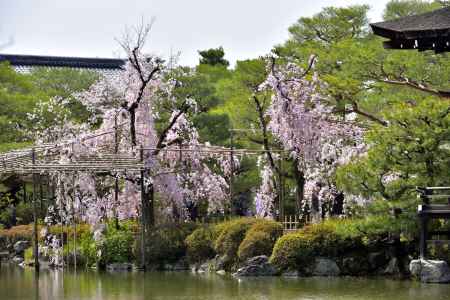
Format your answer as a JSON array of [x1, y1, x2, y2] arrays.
[[370, 7, 450, 53], [0, 54, 125, 72]]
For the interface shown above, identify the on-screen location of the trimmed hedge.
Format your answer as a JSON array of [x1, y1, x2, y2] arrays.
[[140, 222, 198, 268], [270, 219, 364, 271], [185, 225, 223, 264], [214, 218, 258, 267], [237, 219, 283, 261]]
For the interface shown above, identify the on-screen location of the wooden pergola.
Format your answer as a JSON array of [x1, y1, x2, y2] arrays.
[[371, 6, 450, 53], [0, 131, 148, 272]]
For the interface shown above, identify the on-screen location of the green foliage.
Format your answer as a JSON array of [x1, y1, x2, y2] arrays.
[[0, 62, 41, 145], [214, 218, 257, 264], [78, 230, 97, 267], [237, 219, 283, 261], [270, 215, 419, 271], [185, 224, 224, 263], [0, 62, 98, 152], [198, 47, 229, 66], [270, 219, 365, 271], [24, 247, 33, 263], [337, 100, 450, 205], [288, 5, 370, 44], [383, 0, 444, 20], [28, 67, 98, 123], [15, 202, 34, 225], [141, 223, 197, 268], [99, 222, 135, 265]]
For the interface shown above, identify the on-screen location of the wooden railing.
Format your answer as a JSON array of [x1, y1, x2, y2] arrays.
[[282, 215, 310, 234], [417, 186, 450, 258]]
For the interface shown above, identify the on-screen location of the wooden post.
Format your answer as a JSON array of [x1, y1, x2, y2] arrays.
[[229, 128, 234, 213], [140, 146, 146, 270], [72, 173, 77, 272], [114, 114, 120, 229], [420, 215, 428, 259], [32, 148, 39, 272]]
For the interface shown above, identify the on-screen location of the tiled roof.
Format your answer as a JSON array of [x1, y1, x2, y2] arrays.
[[371, 7, 450, 39], [370, 7, 449, 53], [0, 54, 125, 70]]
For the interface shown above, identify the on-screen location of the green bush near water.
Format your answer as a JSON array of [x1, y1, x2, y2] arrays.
[[214, 218, 258, 262], [139, 222, 198, 268], [185, 225, 222, 264], [237, 219, 283, 261], [270, 216, 417, 271], [98, 221, 136, 266]]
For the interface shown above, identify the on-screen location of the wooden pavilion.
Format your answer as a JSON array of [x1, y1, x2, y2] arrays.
[[371, 7, 450, 259], [370, 6, 450, 53]]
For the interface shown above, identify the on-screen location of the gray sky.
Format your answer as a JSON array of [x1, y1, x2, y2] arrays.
[[0, 0, 390, 66]]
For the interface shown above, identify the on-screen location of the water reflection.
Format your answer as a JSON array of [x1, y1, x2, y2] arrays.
[[0, 264, 449, 300]]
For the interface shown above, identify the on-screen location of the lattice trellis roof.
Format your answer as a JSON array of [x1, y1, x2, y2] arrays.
[[0, 143, 144, 174]]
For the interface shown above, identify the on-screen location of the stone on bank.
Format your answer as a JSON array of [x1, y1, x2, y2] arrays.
[[410, 259, 450, 283]]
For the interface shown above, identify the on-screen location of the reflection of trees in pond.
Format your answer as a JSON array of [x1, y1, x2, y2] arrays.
[[2, 265, 450, 300]]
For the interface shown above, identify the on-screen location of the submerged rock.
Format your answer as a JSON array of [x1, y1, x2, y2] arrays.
[[106, 263, 133, 272], [192, 255, 227, 274], [0, 251, 9, 261], [164, 259, 189, 271], [342, 256, 369, 275], [233, 255, 276, 277], [12, 256, 24, 264], [311, 258, 340, 276], [13, 241, 30, 255], [410, 259, 450, 283], [383, 257, 400, 275], [216, 270, 226, 275], [281, 270, 300, 277], [368, 252, 389, 271]]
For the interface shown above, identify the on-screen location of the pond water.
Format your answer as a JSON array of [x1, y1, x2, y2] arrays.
[[1, 264, 450, 300]]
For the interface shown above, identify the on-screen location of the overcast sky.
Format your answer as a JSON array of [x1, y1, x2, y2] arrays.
[[0, 0, 390, 66]]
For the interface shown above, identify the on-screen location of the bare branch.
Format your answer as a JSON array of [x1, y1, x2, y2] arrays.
[[153, 103, 190, 155], [381, 78, 450, 99]]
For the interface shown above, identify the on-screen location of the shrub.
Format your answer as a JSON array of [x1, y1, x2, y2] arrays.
[[237, 219, 283, 261], [99, 225, 135, 266], [48, 223, 92, 241], [0, 224, 33, 245], [15, 202, 34, 225], [78, 230, 97, 267], [214, 218, 257, 266], [140, 222, 197, 268], [270, 232, 312, 271], [185, 226, 216, 263], [270, 219, 364, 271], [24, 247, 33, 263]]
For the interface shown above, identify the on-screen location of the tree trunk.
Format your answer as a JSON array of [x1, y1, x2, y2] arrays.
[[130, 108, 137, 147], [293, 159, 305, 216]]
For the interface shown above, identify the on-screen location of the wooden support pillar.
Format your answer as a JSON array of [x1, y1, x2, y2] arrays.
[[140, 146, 146, 270], [420, 215, 428, 259], [72, 173, 77, 272], [277, 157, 283, 221], [31, 148, 39, 273], [114, 114, 120, 229], [229, 129, 234, 214]]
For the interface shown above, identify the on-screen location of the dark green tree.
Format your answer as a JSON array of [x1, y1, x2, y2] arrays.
[[198, 46, 229, 67]]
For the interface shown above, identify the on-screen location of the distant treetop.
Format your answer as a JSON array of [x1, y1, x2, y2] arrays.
[[198, 47, 230, 67]]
